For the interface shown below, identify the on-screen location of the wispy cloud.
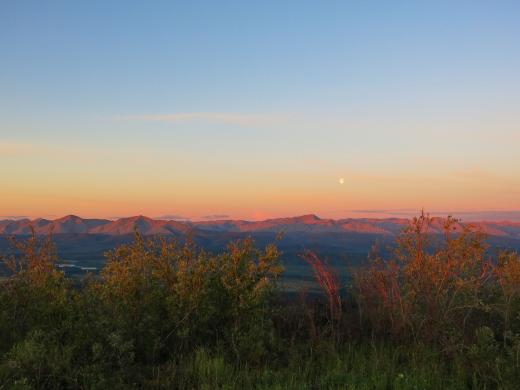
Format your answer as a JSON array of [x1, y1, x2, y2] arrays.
[[350, 209, 415, 214], [0, 139, 153, 165], [348, 209, 520, 222], [200, 214, 230, 220], [156, 214, 191, 221], [118, 112, 290, 127], [0, 215, 30, 220], [0, 141, 34, 156]]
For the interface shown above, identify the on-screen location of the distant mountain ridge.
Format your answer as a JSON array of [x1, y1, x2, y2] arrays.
[[1, 214, 520, 239]]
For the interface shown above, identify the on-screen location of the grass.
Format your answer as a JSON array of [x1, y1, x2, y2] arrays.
[[152, 343, 468, 389]]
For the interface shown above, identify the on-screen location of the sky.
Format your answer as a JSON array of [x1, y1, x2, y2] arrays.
[[1, 1, 519, 221]]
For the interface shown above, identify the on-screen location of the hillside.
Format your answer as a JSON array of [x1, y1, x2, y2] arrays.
[[2, 214, 520, 238]]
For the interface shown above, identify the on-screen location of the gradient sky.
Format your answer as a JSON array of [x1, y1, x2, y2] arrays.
[[1, 1, 519, 220]]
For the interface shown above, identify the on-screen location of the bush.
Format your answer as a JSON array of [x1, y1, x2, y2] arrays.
[[0, 231, 72, 353], [88, 233, 283, 364], [0, 231, 284, 386], [355, 212, 496, 349]]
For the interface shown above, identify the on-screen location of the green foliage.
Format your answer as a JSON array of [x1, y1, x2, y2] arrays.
[[353, 212, 520, 388], [148, 343, 469, 389], [0, 232, 284, 387], [88, 234, 283, 363]]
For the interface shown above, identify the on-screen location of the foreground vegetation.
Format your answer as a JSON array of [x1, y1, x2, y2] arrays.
[[0, 214, 519, 389]]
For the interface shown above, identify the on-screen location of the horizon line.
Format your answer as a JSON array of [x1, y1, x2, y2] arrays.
[[3, 210, 520, 224]]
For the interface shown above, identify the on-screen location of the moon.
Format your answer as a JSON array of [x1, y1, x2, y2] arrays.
[[339, 178, 345, 185]]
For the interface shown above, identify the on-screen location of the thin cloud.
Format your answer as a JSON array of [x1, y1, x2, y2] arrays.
[[156, 214, 191, 221], [114, 113, 439, 135], [349, 209, 417, 215], [118, 112, 292, 127], [350, 209, 406, 214], [443, 211, 520, 222], [347, 209, 520, 222], [0, 139, 153, 165], [0, 141, 34, 156], [201, 214, 230, 220]]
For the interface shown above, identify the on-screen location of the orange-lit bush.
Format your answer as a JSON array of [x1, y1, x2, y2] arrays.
[[495, 251, 520, 337], [355, 212, 495, 347], [0, 229, 71, 352], [91, 233, 283, 363]]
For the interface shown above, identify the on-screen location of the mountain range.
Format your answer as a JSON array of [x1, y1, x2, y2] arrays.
[[2, 214, 520, 239]]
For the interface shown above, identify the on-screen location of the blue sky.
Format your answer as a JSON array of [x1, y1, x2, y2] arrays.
[[1, 1, 519, 219]]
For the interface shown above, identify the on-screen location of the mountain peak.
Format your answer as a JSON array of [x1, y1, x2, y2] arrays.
[[57, 215, 83, 222], [124, 215, 153, 221], [1, 215, 520, 239], [293, 214, 321, 223]]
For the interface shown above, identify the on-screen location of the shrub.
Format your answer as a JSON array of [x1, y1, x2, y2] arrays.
[[355, 212, 495, 348], [0, 230, 72, 353], [495, 251, 520, 336], [89, 233, 283, 363]]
